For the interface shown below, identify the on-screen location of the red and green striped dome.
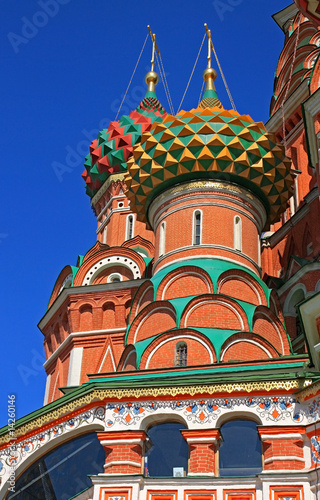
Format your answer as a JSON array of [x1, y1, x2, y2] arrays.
[[82, 93, 166, 198]]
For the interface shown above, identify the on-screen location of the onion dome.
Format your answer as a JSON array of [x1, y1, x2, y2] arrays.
[[125, 69, 293, 227], [82, 71, 166, 198]]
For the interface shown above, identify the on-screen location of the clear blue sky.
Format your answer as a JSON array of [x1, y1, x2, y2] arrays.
[[0, 0, 292, 427]]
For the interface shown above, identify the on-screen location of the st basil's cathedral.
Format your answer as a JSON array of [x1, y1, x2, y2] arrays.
[[1, 2, 320, 500]]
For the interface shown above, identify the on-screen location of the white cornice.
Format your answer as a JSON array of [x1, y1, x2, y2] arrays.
[[91, 173, 125, 207], [261, 187, 318, 247], [272, 4, 299, 31], [97, 205, 130, 234], [38, 280, 146, 331], [266, 80, 309, 133], [259, 433, 304, 440], [43, 327, 126, 369], [283, 119, 304, 146], [278, 262, 320, 296]]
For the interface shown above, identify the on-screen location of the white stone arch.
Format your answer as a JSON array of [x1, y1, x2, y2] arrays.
[[161, 270, 212, 300], [216, 410, 262, 428], [218, 273, 262, 305], [220, 338, 273, 361], [283, 284, 307, 316], [133, 305, 176, 344], [145, 334, 214, 369], [82, 255, 141, 285], [136, 284, 154, 315], [183, 300, 245, 330], [139, 412, 189, 432], [0, 409, 105, 493], [253, 309, 285, 355]]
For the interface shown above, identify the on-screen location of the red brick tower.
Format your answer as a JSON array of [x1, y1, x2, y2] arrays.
[[261, 4, 320, 359], [1, 21, 320, 500]]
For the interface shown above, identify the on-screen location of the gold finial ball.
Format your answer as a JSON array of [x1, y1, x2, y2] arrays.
[[145, 71, 159, 86], [203, 67, 217, 82]]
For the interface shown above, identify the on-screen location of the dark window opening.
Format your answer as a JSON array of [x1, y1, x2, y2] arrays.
[[127, 215, 134, 240], [194, 212, 201, 245], [175, 343, 187, 367], [6, 433, 105, 500], [219, 419, 262, 476], [145, 422, 188, 477]]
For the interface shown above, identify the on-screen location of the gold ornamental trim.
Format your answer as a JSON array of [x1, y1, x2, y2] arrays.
[[295, 379, 320, 402], [0, 379, 312, 445], [91, 172, 126, 206]]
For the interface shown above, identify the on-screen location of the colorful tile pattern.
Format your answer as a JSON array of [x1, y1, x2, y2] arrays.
[[125, 106, 293, 225], [311, 435, 320, 464], [105, 396, 308, 429], [82, 96, 166, 198]]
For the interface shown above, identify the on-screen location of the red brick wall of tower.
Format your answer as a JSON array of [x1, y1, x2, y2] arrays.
[[149, 180, 266, 277]]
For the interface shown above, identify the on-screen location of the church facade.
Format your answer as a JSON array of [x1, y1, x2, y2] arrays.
[[1, 4, 320, 500]]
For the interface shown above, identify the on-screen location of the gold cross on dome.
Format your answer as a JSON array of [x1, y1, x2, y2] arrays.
[[204, 23, 213, 69], [147, 25, 160, 72]]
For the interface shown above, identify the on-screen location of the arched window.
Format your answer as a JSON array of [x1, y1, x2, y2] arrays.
[[126, 214, 134, 241], [219, 419, 262, 476], [193, 210, 202, 245], [159, 221, 166, 257], [234, 216, 242, 252], [108, 273, 122, 283], [175, 342, 187, 367], [6, 433, 105, 499], [145, 422, 188, 477]]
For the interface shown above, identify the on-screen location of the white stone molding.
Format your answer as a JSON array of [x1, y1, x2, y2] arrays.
[[83, 256, 141, 285], [67, 347, 84, 386]]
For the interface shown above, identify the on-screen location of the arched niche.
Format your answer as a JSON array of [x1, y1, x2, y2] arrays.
[[219, 418, 262, 476], [6, 431, 105, 499], [145, 421, 188, 477]]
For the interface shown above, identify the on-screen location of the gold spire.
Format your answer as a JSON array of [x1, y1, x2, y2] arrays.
[[203, 23, 218, 91], [198, 23, 222, 109], [145, 25, 160, 94]]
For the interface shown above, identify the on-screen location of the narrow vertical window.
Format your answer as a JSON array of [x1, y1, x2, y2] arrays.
[[175, 342, 187, 367], [126, 214, 134, 241], [159, 221, 166, 257], [193, 210, 202, 245], [103, 225, 107, 244], [234, 216, 242, 251]]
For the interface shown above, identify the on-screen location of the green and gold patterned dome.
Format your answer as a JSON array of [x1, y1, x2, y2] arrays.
[[125, 75, 293, 227]]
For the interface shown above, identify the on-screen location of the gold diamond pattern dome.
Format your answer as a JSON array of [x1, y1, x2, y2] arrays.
[[124, 104, 293, 226]]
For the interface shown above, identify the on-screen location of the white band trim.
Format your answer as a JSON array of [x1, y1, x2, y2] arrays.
[[187, 472, 216, 477], [260, 433, 304, 440], [100, 439, 143, 446], [264, 456, 304, 464], [104, 460, 141, 469], [184, 437, 218, 444]]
